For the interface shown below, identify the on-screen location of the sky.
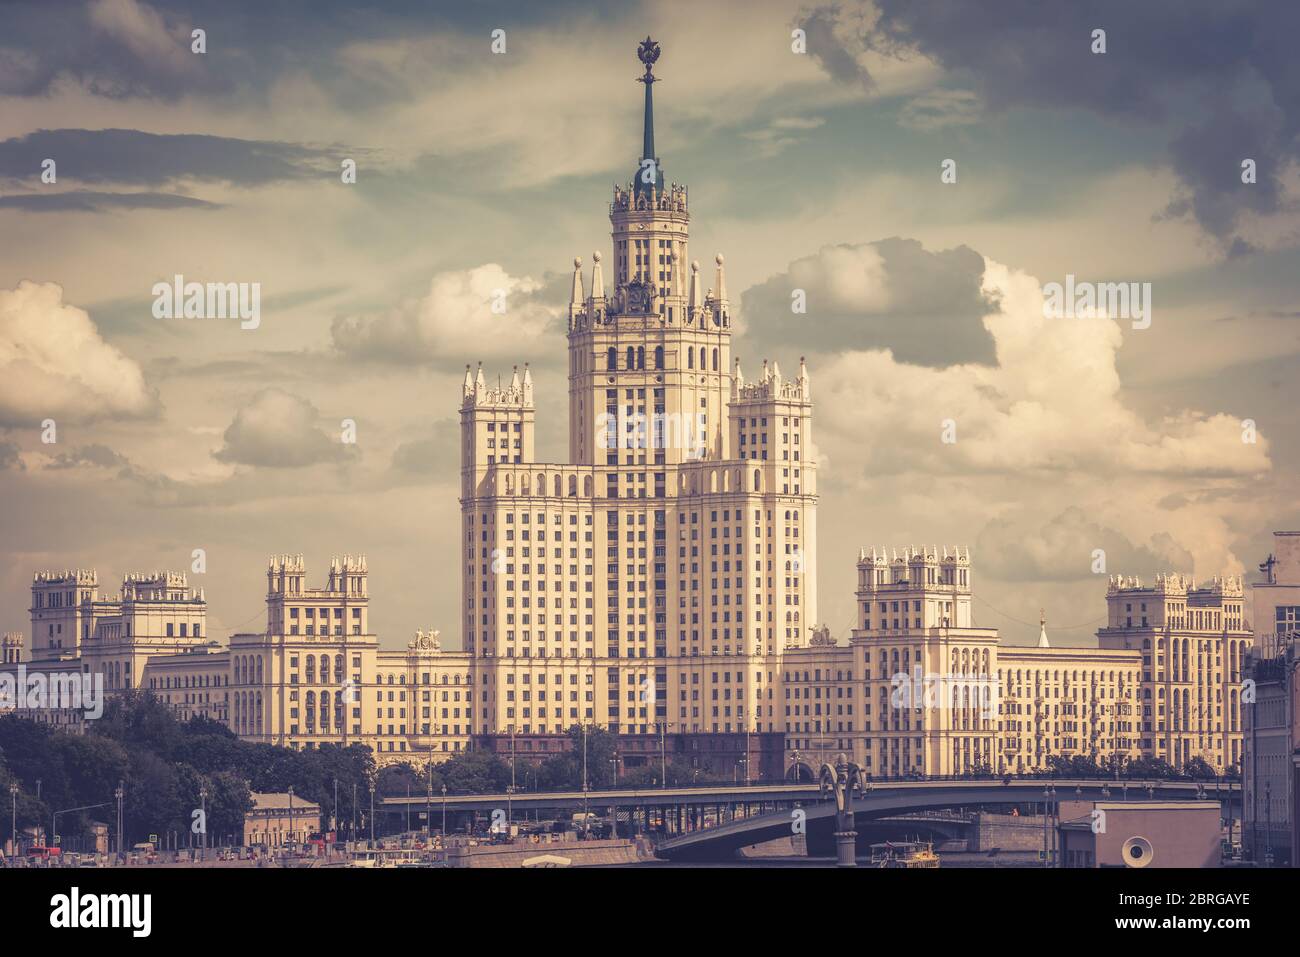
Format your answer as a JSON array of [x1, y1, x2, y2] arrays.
[[1, 0, 1297, 651]]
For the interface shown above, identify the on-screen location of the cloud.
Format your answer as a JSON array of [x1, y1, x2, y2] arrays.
[[740, 238, 997, 366], [214, 388, 355, 468], [799, 0, 1300, 252], [799, 3, 877, 88], [87, 0, 196, 77], [0, 129, 342, 188], [0, 441, 22, 470], [0, 190, 220, 212], [392, 419, 460, 475], [976, 506, 1195, 582], [47, 443, 131, 470], [0, 280, 157, 427], [897, 88, 981, 131], [741, 116, 826, 158], [808, 254, 1272, 478], [331, 263, 558, 365]]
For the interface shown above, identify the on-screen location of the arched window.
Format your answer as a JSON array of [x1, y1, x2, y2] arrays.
[[699, 347, 706, 370], [687, 349, 694, 369], [753, 469, 761, 491], [637, 347, 645, 370], [654, 346, 664, 369], [626, 346, 635, 370], [607, 347, 617, 370], [712, 348, 719, 371]]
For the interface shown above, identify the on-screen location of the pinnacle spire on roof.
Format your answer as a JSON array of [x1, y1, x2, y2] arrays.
[[633, 36, 664, 198]]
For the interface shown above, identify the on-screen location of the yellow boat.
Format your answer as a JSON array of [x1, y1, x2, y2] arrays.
[[869, 841, 940, 869]]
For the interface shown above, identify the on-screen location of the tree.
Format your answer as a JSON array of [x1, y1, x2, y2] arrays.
[[1180, 756, 1217, 781], [563, 725, 618, 789], [431, 750, 511, 794], [124, 749, 182, 846], [91, 690, 183, 757]]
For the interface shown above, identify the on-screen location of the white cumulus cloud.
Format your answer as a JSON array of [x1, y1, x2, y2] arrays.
[[0, 280, 156, 426], [214, 388, 354, 469], [330, 263, 556, 365], [814, 259, 1271, 479]]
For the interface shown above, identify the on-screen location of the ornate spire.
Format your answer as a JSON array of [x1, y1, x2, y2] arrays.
[[633, 36, 664, 198], [1038, 609, 1049, 648]]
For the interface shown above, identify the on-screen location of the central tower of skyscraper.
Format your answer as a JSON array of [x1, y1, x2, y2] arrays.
[[566, 36, 733, 467], [461, 38, 817, 769]]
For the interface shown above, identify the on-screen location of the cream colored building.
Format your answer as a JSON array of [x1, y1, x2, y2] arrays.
[[457, 40, 814, 761], [1096, 573, 1251, 771], [227, 555, 474, 760], [0, 40, 1257, 781], [242, 792, 322, 849], [780, 545, 1241, 780]]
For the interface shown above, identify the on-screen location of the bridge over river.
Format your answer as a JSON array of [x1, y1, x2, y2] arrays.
[[379, 777, 1239, 861]]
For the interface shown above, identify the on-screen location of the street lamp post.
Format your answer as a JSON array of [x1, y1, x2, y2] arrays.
[[287, 786, 295, 856], [9, 783, 17, 859], [198, 784, 209, 862], [660, 720, 667, 789], [114, 781, 124, 863], [425, 762, 433, 839], [582, 724, 589, 834], [441, 785, 447, 837], [1264, 782, 1273, 866], [1042, 785, 1057, 868], [507, 724, 517, 834], [368, 783, 375, 846], [745, 719, 752, 786], [820, 754, 864, 868]]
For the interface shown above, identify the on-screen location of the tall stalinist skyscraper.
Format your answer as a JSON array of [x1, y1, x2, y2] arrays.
[[459, 37, 817, 773]]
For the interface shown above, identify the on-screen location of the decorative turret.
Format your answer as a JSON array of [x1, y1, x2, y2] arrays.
[[568, 255, 584, 328], [590, 251, 605, 303]]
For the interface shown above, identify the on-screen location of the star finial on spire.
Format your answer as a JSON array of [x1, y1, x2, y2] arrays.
[[637, 36, 661, 81]]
